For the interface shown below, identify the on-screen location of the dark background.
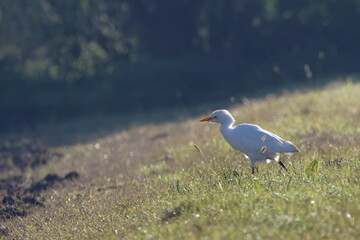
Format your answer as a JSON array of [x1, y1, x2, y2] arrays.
[[1, 0, 359, 132]]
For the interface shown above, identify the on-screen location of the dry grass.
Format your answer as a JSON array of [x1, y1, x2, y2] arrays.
[[1, 78, 360, 239]]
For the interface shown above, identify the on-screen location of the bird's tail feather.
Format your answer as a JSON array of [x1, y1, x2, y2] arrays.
[[284, 141, 299, 153]]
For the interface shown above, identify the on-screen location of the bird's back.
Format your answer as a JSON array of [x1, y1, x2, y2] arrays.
[[221, 123, 298, 159]]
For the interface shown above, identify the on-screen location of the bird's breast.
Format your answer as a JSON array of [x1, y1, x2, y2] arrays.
[[220, 128, 246, 152]]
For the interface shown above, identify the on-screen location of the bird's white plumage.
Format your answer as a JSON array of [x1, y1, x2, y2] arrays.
[[200, 109, 298, 172]]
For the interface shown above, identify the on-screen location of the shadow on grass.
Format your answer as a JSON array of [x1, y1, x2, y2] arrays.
[[1, 76, 358, 147], [0, 87, 304, 147], [2, 103, 232, 147]]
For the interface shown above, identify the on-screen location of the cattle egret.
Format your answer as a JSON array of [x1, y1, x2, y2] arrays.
[[199, 109, 299, 174]]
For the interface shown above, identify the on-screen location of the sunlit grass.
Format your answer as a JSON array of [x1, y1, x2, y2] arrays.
[[2, 79, 360, 239]]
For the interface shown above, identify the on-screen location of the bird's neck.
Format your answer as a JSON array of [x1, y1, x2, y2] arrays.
[[220, 120, 235, 136]]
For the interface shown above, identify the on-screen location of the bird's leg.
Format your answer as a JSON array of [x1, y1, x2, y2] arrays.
[[251, 166, 259, 174], [279, 161, 288, 172]]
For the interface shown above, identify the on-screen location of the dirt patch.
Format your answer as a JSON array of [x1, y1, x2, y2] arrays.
[[0, 172, 79, 220], [26, 171, 79, 195], [0, 138, 79, 229], [0, 138, 63, 172]]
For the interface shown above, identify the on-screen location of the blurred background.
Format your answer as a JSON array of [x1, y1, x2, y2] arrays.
[[1, 0, 359, 133]]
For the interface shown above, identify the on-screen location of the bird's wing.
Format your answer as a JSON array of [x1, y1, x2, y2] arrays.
[[232, 124, 298, 154]]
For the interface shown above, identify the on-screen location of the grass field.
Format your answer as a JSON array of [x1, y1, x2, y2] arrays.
[[1, 78, 360, 239]]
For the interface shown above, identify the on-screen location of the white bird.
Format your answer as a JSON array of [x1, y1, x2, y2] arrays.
[[199, 109, 299, 174]]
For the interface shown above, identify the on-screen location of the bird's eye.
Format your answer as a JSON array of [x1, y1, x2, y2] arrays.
[[213, 116, 217, 119]]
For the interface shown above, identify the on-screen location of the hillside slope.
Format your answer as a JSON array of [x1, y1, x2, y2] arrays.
[[1, 79, 360, 239]]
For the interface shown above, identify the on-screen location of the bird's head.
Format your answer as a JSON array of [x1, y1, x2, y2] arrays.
[[199, 109, 235, 125]]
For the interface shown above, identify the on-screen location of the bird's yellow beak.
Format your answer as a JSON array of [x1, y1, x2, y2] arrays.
[[199, 116, 214, 122]]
